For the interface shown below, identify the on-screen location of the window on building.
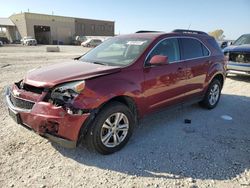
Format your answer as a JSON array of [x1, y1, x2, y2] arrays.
[[91, 25, 95, 31], [108, 25, 113, 31], [81, 24, 85, 33]]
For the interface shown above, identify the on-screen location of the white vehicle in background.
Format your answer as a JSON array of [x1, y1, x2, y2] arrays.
[[81, 39, 102, 47], [0, 41, 3, 46], [21, 36, 37, 46]]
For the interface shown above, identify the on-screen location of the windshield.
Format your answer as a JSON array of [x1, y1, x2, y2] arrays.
[[79, 37, 152, 66], [233, 34, 250, 45]]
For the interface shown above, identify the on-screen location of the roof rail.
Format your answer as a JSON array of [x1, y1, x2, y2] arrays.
[[172, 29, 208, 35], [135, 30, 163, 33]]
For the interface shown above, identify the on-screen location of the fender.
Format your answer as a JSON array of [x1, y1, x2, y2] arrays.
[[72, 69, 146, 117], [204, 58, 226, 93]]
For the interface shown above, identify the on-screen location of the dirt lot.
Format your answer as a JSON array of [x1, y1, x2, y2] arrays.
[[0, 45, 249, 188]]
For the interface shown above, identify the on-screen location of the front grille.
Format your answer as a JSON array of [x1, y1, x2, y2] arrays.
[[228, 52, 250, 63], [10, 93, 35, 110]]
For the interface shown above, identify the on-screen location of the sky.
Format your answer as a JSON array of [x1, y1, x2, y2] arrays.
[[0, 0, 249, 39]]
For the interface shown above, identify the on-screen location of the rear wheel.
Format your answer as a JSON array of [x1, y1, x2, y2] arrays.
[[200, 79, 222, 109], [85, 102, 134, 154]]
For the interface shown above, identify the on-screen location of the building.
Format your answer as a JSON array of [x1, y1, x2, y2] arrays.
[[0, 12, 115, 44]]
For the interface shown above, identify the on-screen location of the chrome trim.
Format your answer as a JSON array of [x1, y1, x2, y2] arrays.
[[227, 62, 250, 72], [5, 87, 31, 113], [227, 70, 250, 75], [144, 36, 211, 67], [10, 91, 36, 104]]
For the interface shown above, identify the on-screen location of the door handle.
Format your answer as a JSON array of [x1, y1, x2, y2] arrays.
[[177, 67, 183, 71]]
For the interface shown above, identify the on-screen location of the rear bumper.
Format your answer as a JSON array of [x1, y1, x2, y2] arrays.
[[227, 61, 250, 75], [5, 87, 90, 148]]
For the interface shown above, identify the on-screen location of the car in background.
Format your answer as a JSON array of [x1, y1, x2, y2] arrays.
[[223, 34, 250, 75], [12, 40, 21, 44], [21, 36, 37, 46], [217, 40, 234, 49], [5, 29, 226, 154], [0, 37, 9, 44], [73, 36, 87, 45], [81, 39, 102, 47], [0, 41, 3, 46]]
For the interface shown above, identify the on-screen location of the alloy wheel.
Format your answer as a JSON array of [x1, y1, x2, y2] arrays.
[[208, 83, 220, 105], [100, 112, 129, 148]]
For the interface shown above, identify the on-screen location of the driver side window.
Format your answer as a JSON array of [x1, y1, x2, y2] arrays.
[[147, 38, 180, 64]]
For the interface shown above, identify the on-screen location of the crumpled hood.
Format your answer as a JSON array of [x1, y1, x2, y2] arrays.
[[23, 60, 121, 88], [223, 44, 250, 53]]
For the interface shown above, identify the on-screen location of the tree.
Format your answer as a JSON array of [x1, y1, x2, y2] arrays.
[[208, 29, 225, 40]]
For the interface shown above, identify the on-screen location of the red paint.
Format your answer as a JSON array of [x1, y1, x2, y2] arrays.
[[7, 32, 226, 144]]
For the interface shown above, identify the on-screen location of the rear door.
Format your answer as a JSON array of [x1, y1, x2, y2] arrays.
[[143, 38, 187, 113], [179, 38, 210, 99]]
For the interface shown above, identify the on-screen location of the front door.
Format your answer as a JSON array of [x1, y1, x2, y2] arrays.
[[143, 38, 187, 113]]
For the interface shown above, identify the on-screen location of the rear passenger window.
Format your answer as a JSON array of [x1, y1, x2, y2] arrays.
[[148, 38, 180, 64], [180, 38, 209, 60]]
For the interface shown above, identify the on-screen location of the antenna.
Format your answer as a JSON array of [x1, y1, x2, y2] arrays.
[[187, 23, 191, 30]]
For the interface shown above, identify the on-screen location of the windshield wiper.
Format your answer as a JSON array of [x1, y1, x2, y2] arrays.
[[92, 61, 108, 66]]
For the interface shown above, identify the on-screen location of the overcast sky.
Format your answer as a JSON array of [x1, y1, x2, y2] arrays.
[[0, 0, 249, 39]]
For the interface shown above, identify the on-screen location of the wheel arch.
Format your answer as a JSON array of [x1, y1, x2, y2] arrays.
[[77, 95, 139, 144], [99, 95, 139, 124], [211, 73, 224, 87]]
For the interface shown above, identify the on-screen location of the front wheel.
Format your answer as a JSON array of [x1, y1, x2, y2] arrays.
[[85, 102, 135, 154], [200, 79, 222, 109]]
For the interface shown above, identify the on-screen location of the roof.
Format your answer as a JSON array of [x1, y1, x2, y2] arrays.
[[10, 12, 114, 23], [0, 18, 15, 26], [117, 33, 163, 39], [117, 31, 212, 41]]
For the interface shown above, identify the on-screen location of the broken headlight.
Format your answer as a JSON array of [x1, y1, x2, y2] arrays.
[[50, 81, 86, 114]]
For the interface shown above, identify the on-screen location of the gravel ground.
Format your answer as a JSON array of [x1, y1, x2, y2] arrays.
[[0, 45, 249, 188]]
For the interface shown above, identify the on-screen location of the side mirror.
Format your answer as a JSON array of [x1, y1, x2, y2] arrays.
[[149, 55, 168, 66]]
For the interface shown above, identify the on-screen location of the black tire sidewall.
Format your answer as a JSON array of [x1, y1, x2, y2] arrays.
[[87, 102, 135, 154], [203, 79, 222, 109]]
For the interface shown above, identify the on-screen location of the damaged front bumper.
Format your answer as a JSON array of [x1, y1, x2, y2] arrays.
[[5, 86, 90, 148]]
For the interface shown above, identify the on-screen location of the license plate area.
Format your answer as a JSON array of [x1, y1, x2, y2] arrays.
[[8, 108, 22, 124]]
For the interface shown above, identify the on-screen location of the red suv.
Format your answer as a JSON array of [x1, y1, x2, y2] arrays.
[[5, 29, 226, 154]]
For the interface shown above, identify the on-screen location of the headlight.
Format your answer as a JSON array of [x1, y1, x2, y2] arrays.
[[50, 80, 85, 106]]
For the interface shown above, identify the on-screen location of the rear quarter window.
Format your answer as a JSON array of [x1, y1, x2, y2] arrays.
[[202, 45, 210, 56], [206, 38, 223, 55], [180, 38, 209, 60]]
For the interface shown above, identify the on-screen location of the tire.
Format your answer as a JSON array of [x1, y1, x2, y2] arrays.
[[199, 79, 222, 109], [85, 102, 135, 155]]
